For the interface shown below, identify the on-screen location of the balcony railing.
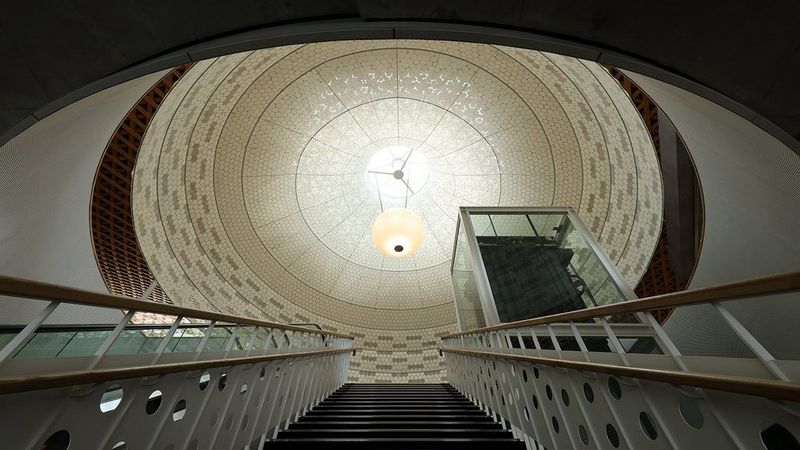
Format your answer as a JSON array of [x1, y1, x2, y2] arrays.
[[440, 271, 800, 449], [0, 275, 354, 450]]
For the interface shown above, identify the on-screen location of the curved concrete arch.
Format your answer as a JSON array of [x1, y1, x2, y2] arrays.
[[2, 9, 799, 153]]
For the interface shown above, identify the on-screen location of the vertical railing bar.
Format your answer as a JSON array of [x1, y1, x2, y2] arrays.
[[546, 325, 562, 353], [713, 301, 789, 381], [529, 328, 543, 355], [0, 300, 60, 365], [244, 361, 279, 446], [151, 315, 183, 364], [195, 320, 217, 357], [638, 312, 687, 370], [88, 309, 136, 370], [224, 324, 240, 353]]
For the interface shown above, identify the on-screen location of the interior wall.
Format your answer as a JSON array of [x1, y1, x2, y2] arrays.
[[626, 72, 800, 359], [0, 70, 168, 325]]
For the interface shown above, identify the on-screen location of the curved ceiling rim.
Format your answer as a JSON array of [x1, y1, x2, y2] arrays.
[[3, 20, 798, 156]]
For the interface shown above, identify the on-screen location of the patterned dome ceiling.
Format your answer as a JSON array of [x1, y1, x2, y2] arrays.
[[132, 40, 662, 382]]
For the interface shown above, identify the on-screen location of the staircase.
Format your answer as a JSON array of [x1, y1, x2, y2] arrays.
[[266, 383, 526, 449]]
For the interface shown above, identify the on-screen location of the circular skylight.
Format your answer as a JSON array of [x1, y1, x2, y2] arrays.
[[366, 145, 429, 199]]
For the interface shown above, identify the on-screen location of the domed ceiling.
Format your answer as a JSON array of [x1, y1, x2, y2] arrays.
[[132, 40, 662, 382]]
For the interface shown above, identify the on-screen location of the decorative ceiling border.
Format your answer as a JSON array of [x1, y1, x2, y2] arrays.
[[90, 64, 193, 303]]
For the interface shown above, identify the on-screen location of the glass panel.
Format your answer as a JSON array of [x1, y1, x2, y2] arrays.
[[452, 218, 486, 331], [58, 330, 112, 357], [202, 327, 233, 352], [0, 332, 15, 353], [169, 327, 207, 353], [106, 329, 149, 355], [14, 331, 77, 358], [460, 209, 632, 324]]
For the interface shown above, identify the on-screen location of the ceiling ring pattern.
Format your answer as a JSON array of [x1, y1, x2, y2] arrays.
[[132, 40, 663, 381]]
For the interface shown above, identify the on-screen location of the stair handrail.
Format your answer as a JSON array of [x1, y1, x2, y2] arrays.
[[0, 275, 353, 339], [441, 270, 800, 338], [440, 347, 800, 401], [0, 347, 353, 395]]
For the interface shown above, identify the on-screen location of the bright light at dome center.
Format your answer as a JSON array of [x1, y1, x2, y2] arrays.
[[365, 145, 429, 198]]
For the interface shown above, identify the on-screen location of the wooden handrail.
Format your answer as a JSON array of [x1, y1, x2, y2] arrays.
[[0, 275, 354, 339], [442, 271, 800, 338], [441, 348, 800, 402], [0, 347, 354, 395]]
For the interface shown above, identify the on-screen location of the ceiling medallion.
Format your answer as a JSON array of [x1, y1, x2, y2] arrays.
[[368, 145, 426, 258]]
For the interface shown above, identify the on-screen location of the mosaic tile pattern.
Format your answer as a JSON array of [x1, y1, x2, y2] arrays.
[[132, 40, 662, 381]]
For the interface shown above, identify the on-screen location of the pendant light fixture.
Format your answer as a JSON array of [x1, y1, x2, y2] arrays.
[[372, 207, 424, 257], [369, 147, 425, 258]]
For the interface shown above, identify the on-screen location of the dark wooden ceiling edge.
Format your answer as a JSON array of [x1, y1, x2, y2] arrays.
[[606, 66, 705, 322], [89, 64, 193, 304]]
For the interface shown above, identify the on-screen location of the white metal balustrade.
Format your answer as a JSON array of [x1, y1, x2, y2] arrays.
[[441, 271, 800, 450], [0, 276, 354, 450]]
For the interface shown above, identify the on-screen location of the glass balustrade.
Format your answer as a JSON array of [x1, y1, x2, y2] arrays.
[[0, 324, 279, 359]]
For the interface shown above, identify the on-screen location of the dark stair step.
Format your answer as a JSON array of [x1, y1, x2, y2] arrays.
[[264, 438, 527, 450], [298, 414, 495, 422], [266, 384, 524, 449], [288, 421, 503, 430], [316, 404, 480, 410], [276, 429, 513, 439], [321, 401, 473, 406], [306, 408, 486, 416]]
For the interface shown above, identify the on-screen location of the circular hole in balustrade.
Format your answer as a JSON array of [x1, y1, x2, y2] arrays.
[[501, 395, 506, 406], [552, 416, 560, 433], [583, 383, 594, 403], [493, 361, 496, 371], [761, 423, 800, 450], [532, 394, 539, 409], [524, 407, 530, 420], [100, 385, 124, 413], [199, 372, 210, 391], [240, 384, 248, 395], [522, 369, 528, 383], [608, 377, 622, 400], [546, 385, 553, 400], [172, 400, 187, 422], [511, 366, 516, 377], [260, 367, 266, 379], [679, 396, 704, 429], [578, 425, 590, 446], [111, 442, 127, 450], [640, 411, 658, 440], [534, 367, 540, 379], [218, 373, 227, 391], [42, 430, 70, 450], [146, 390, 163, 415], [561, 389, 570, 407], [606, 423, 620, 448]]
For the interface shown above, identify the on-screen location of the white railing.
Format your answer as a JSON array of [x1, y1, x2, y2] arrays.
[[441, 271, 800, 450], [0, 276, 354, 449]]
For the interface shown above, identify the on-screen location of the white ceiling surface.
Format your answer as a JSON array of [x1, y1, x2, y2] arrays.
[[0, 70, 169, 325], [627, 72, 800, 360], [132, 41, 662, 381]]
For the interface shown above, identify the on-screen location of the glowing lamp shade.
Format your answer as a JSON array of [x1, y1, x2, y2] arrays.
[[372, 208, 425, 258]]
